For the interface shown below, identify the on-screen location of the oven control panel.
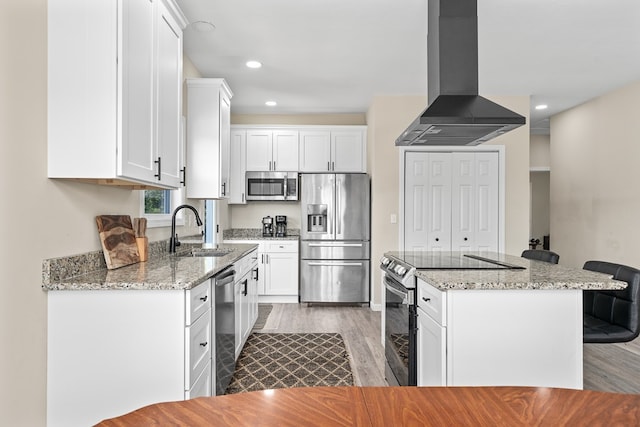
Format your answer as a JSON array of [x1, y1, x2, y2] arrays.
[[380, 256, 416, 288]]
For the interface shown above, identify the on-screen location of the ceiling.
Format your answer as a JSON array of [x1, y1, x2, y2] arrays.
[[176, 0, 640, 134]]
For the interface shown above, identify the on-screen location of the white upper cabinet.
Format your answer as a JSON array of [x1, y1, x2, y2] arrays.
[[47, 0, 187, 189], [229, 130, 247, 204], [298, 131, 331, 172], [186, 79, 233, 199], [246, 130, 299, 171], [299, 127, 366, 172]]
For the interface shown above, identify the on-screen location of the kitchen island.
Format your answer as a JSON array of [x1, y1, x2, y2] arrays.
[[383, 252, 626, 390]]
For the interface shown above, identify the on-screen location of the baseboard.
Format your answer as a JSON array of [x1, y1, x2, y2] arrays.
[[369, 302, 382, 312]]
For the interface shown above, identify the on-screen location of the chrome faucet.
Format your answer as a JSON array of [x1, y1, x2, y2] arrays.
[[169, 204, 203, 253]]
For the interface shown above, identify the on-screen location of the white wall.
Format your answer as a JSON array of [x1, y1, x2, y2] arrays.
[[551, 80, 640, 268], [0, 3, 200, 423]]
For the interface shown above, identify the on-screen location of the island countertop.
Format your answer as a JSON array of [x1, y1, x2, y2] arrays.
[[42, 243, 258, 291], [384, 251, 627, 291]]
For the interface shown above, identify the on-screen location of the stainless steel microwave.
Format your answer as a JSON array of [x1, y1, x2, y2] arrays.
[[246, 172, 299, 201]]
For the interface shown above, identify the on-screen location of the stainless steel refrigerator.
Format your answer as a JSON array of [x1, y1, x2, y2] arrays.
[[299, 173, 370, 303]]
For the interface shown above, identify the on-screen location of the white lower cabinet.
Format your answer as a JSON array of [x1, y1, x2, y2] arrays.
[[47, 279, 213, 427], [224, 240, 299, 303], [234, 249, 260, 359], [416, 306, 446, 386], [264, 246, 299, 295]]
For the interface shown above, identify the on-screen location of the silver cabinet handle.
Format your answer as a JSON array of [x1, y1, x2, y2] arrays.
[[327, 161, 330, 171], [273, 161, 276, 170], [332, 161, 335, 171], [307, 243, 363, 247]]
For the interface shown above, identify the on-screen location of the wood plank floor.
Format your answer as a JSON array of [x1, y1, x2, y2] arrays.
[[259, 304, 640, 393]]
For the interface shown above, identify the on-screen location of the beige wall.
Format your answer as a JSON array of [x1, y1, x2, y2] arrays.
[[551, 80, 640, 268], [530, 134, 551, 169], [486, 95, 531, 254], [0, 2, 201, 423], [366, 96, 427, 307]]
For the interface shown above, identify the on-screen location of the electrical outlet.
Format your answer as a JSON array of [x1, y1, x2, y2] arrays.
[[390, 214, 397, 224]]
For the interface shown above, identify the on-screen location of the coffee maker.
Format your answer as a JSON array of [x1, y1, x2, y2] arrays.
[[275, 215, 287, 237], [262, 216, 274, 237]]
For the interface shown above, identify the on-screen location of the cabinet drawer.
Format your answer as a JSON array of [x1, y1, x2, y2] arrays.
[[185, 308, 211, 390], [417, 279, 447, 326], [265, 241, 298, 252], [186, 280, 211, 326], [185, 359, 212, 399]]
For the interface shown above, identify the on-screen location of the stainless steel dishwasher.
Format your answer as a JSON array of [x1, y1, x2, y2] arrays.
[[214, 266, 236, 395]]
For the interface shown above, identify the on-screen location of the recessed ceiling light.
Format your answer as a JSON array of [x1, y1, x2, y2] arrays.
[[246, 60, 262, 69], [535, 104, 548, 110], [265, 101, 277, 107], [191, 21, 216, 32]]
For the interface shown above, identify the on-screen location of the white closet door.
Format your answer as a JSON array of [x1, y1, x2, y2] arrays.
[[473, 152, 499, 252], [404, 151, 499, 253], [451, 153, 476, 252], [426, 153, 452, 251], [404, 152, 430, 252]]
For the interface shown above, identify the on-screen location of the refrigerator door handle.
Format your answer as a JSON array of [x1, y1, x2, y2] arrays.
[[336, 178, 341, 236], [307, 262, 364, 267], [307, 242, 363, 247]]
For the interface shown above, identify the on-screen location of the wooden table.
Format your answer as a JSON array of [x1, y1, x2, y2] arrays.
[[97, 386, 640, 426]]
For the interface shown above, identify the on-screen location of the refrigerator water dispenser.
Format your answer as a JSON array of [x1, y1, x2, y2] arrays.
[[307, 204, 327, 233]]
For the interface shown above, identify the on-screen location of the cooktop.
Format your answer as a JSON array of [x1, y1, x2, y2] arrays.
[[391, 252, 525, 270]]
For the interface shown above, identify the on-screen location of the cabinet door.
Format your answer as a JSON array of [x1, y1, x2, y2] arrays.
[[240, 275, 251, 343], [118, 0, 156, 183], [156, 3, 183, 187], [265, 252, 299, 295], [219, 92, 231, 197], [331, 130, 366, 172], [229, 130, 247, 204], [417, 308, 446, 386], [186, 79, 232, 199], [246, 130, 272, 171], [234, 281, 243, 359], [257, 252, 267, 295], [299, 131, 331, 172], [272, 130, 299, 171]]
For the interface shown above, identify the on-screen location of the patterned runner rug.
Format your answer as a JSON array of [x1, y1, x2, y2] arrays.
[[225, 333, 354, 394]]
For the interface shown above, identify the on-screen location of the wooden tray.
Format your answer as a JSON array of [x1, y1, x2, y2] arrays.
[[96, 215, 140, 269]]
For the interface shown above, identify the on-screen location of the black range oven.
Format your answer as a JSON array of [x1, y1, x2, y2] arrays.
[[381, 256, 417, 386]]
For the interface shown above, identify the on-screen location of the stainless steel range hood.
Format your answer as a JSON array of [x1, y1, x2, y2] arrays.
[[396, 0, 525, 146]]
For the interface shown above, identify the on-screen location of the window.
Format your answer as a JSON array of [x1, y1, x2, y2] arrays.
[[140, 188, 185, 228]]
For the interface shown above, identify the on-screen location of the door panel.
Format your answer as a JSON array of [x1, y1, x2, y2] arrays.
[[300, 174, 335, 240], [452, 152, 475, 251], [335, 174, 370, 241], [427, 153, 452, 251], [246, 130, 272, 171]]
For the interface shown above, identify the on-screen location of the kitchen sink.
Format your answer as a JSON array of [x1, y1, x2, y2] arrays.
[[178, 249, 231, 258]]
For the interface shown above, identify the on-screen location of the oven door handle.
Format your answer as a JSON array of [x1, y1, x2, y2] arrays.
[[385, 280, 410, 300]]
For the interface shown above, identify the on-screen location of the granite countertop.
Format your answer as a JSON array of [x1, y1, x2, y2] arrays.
[[223, 228, 300, 241], [43, 243, 259, 291], [384, 251, 627, 291]]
